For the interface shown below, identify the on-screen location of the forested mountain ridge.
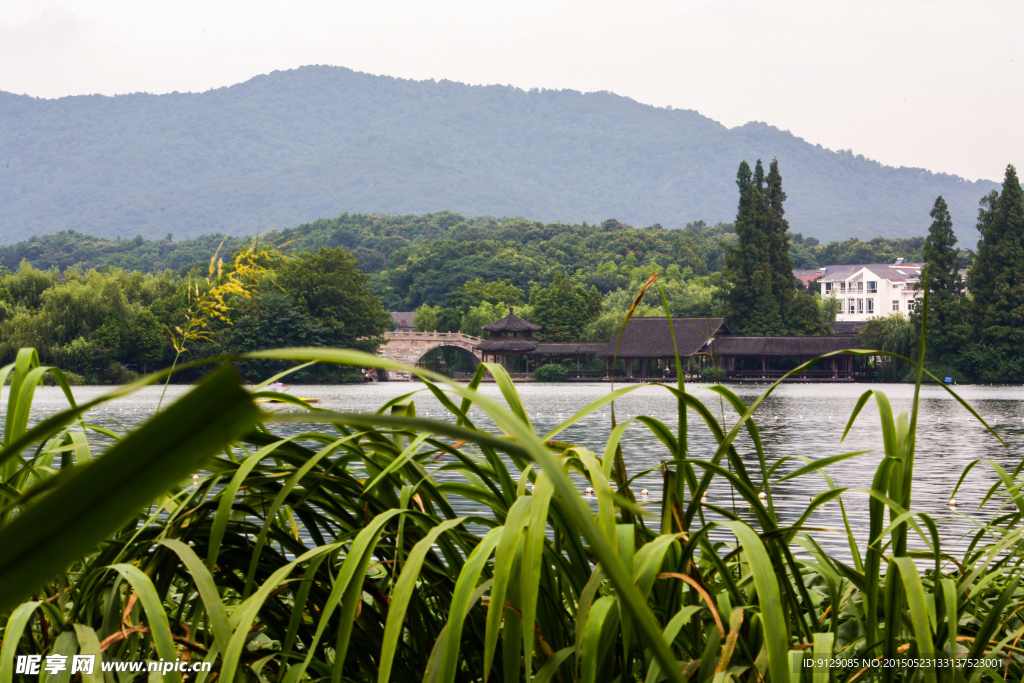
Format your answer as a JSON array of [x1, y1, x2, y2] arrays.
[[0, 213, 944, 312], [1, 65, 999, 244]]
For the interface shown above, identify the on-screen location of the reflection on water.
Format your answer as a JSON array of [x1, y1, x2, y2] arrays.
[[9, 380, 1022, 559]]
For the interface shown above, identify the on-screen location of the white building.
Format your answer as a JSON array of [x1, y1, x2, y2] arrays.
[[795, 261, 923, 322]]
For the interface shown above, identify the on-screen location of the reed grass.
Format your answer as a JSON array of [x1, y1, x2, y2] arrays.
[[1, 282, 1024, 682]]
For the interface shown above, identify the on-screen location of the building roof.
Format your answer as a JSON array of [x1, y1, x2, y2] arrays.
[[810, 263, 924, 282], [390, 311, 416, 329], [529, 343, 608, 356], [794, 269, 826, 288], [831, 321, 866, 337], [712, 335, 860, 357], [602, 317, 731, 358], [474, 339, 538, 352], [481, 308, 542, 333]]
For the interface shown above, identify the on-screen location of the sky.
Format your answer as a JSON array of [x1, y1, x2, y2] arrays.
[[2, 0, 1021, 184]]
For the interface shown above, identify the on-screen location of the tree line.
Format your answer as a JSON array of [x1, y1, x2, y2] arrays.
[[2, 213, 942, 305], [0, 247, 390, 384], [861, 164, 1024, 383], [6, 159, 1002, 384]]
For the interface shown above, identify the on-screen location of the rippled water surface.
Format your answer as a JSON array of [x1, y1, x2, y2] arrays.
[[11, 380, 1023, 559]]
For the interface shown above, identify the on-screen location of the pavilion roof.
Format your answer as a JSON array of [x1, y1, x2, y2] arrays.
[[474, 339, 539, 352], [481, 308, 542, 333], [831, 321, 866, 337], [601, 317, 731, 358], [712, 335, 859, 357], [529, 343, 608, 356]]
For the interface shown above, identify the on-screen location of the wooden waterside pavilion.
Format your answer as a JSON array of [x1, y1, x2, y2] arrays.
[[471, 310, 866, 381], [709, 335, 864, 381], [474, 309, 607, 377], [598, 317, 732, 379]]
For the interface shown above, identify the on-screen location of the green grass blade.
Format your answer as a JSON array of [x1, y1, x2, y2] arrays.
[[522, 471, 555, 678], [534, 646, 574, 683], [0, 601, 41, 681], [0, 365, 261, 613], [484, 362, 533, 431], [378, 516, 467, 683], [580, 596, 619, 683], [205, 435, 296, 571], [439, 529, 503, 683], [483, 496, 532, 680], [108, 563, 183, 683], [157, 539, 232, 654], [776, 451, 871, 483], [719, 521, 789, 683], [643, 605, 703, 683], [811, 631, 834, 683], [221, 541, 347, 683], [71, 624, 102, 683], [893, 556, 938, 683]]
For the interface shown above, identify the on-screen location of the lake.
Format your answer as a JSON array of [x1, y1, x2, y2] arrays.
[[10, 380, 1022, 560]]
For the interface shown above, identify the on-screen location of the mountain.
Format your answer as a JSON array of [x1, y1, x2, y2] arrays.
[[0, 65, 1000, 245]]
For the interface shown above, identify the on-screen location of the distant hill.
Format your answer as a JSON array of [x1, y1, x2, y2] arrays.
[[0, 65, 1001, 245]]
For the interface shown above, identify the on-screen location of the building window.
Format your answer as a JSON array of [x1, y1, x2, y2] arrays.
[[892, 300, 900, 311], [840, 282, 846, 293], [857, 299, 864, 313], [824, 281, 832, 293], [867, 298, 874, 314], [848, 298, 855, 314], [857, 281, 864, 293], [907, 299, 916, 311], [867, 281, 877, 293]]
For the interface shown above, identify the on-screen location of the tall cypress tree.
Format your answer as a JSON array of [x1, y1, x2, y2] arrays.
[[967, 165, 1024, 379], [723, 160, 785, 334], [918, 196, 967, 364], [765, 158, 798, 326]]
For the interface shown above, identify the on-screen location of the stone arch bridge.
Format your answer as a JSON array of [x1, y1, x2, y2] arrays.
[[377, 331, 482, 380]]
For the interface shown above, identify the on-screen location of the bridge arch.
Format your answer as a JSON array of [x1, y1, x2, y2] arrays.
[[415, 344, 481, 377], [377, 331, 483, 380]]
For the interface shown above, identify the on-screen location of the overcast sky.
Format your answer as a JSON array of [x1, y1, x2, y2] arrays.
[[2, 0, 1021, 183]]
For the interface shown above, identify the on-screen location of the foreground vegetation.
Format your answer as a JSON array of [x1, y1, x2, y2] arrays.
[[2, 287, 1023, 681]]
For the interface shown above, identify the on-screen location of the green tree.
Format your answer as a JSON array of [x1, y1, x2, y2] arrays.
[[5, 260, 60, 310], [965, 165, 1024, 380], [276, 248, 391, 352], [858, 314, 914, 381], [445, 278, 524, 318], [127, 309, 168, 373], [787, 292, 831, 335], [765, 159, 797, 324], [722, 161, 786, 335], [529, 271, 601, 342], [916, 196, 969, 365], [413, 304, 443, 332], [228, 290, 333, 382], [820, 295, 841, 324]]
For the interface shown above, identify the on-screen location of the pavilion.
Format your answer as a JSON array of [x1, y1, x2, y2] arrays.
[[472, 310, 866, 381], [709, 335, 863, 381], [474, 309, 607, 377]]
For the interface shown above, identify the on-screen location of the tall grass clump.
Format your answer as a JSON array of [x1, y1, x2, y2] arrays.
[[1, 275, 1023, 681]]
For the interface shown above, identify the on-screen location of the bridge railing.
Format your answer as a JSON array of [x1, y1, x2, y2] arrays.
[[383, 331, 483, 343]]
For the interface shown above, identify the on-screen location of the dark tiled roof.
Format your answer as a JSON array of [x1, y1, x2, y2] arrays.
[[528, 343, 608, 355], [603, 317, 731, 358], [474, 339, 538, 352], [481, 308, 542, 333], [831, 321, 866, 336], [712, 335, 860, 357]]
